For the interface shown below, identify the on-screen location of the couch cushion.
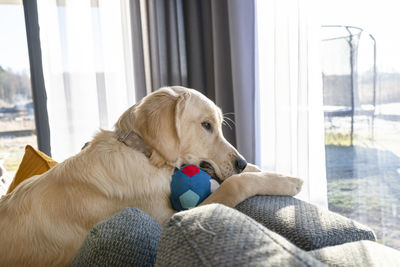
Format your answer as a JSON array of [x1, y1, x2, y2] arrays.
[[156, 204, 325, 266], [236, 196, 376, 251], [308, 240, 400, 266], [73, 208, 162, 267]]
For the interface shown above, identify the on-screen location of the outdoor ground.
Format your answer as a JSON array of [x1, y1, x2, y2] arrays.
[[325, 114, 400, 250], [0, 117, 37, 195], [0, 134, 37, 195]]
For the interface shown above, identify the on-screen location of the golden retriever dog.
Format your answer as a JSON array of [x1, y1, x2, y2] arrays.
[[0, 86, 303, 266]]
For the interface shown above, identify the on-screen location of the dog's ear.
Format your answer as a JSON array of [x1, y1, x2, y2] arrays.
[[133, 87, 190, 167], [174, 91, 190, 141]]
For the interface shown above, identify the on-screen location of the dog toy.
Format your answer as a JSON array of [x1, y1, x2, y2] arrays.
[[170, 165, 220, 211]]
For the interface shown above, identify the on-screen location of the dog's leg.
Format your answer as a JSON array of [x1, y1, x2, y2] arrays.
[[201, 172, 303, 208], [243, 163, 262, 173]]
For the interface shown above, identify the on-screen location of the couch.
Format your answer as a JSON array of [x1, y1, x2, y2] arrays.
[[72, 196, 400, 266]]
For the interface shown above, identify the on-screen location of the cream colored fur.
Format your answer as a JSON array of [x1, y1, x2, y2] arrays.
[[0, 86, 302, 266]]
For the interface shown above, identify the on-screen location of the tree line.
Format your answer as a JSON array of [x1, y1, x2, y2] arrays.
[[0, 65, 31, 106]]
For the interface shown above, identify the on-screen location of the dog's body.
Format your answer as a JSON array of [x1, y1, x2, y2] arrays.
[[0, 86, 302, 266]]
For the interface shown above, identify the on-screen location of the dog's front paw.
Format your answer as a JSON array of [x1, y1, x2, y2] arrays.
[[284, 176, 303, 196], [262, 173, 303, 196]]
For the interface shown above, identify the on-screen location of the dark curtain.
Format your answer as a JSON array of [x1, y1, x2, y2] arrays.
[[130, 0, 256, 163]]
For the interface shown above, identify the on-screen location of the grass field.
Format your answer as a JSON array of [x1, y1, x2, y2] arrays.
[[0, 135, 37, 171], [0, 134, 37, 195], [325, 116, 400, 250], [327, 174, 400, 249]]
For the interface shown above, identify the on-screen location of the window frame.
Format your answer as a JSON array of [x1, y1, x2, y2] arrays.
[[22, 0, 51, 156]]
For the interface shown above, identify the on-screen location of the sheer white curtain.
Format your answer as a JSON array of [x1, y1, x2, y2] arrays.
[[255, 0, 327, 207], [37, 0, 135, 161]]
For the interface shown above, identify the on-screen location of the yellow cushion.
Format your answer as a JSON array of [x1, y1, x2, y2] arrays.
[[7, 145, 58, 194]]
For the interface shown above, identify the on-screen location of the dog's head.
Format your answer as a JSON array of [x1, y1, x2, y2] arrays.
[[115, 86, 247, 181]]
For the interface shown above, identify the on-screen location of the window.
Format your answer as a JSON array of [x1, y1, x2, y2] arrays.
[[321, 0, 400, 249], [0, 0, 36, 196], [36, 0, 135, 161], [256, 0, 400, 250]]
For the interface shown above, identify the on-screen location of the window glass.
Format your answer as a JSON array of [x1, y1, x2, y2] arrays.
[[0, 0, 37, 196], [321, 0, 400, 249], [36, 0, 135, 161]]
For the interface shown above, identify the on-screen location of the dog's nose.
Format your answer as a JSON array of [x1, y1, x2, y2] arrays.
[[235, 157, 247, 173]]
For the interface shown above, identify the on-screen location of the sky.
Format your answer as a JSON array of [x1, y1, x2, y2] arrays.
[[320, 0, 400, 73], [0, 3, 30, 73]]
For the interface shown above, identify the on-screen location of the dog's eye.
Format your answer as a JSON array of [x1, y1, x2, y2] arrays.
[[201, 122, 212, 132]]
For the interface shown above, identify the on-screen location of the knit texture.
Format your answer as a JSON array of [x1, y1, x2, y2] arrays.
[[235, 196, 376, 251], [309, 240, 400, 267], [155, 204, 325, 267], [72, 208, 161, 267]]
